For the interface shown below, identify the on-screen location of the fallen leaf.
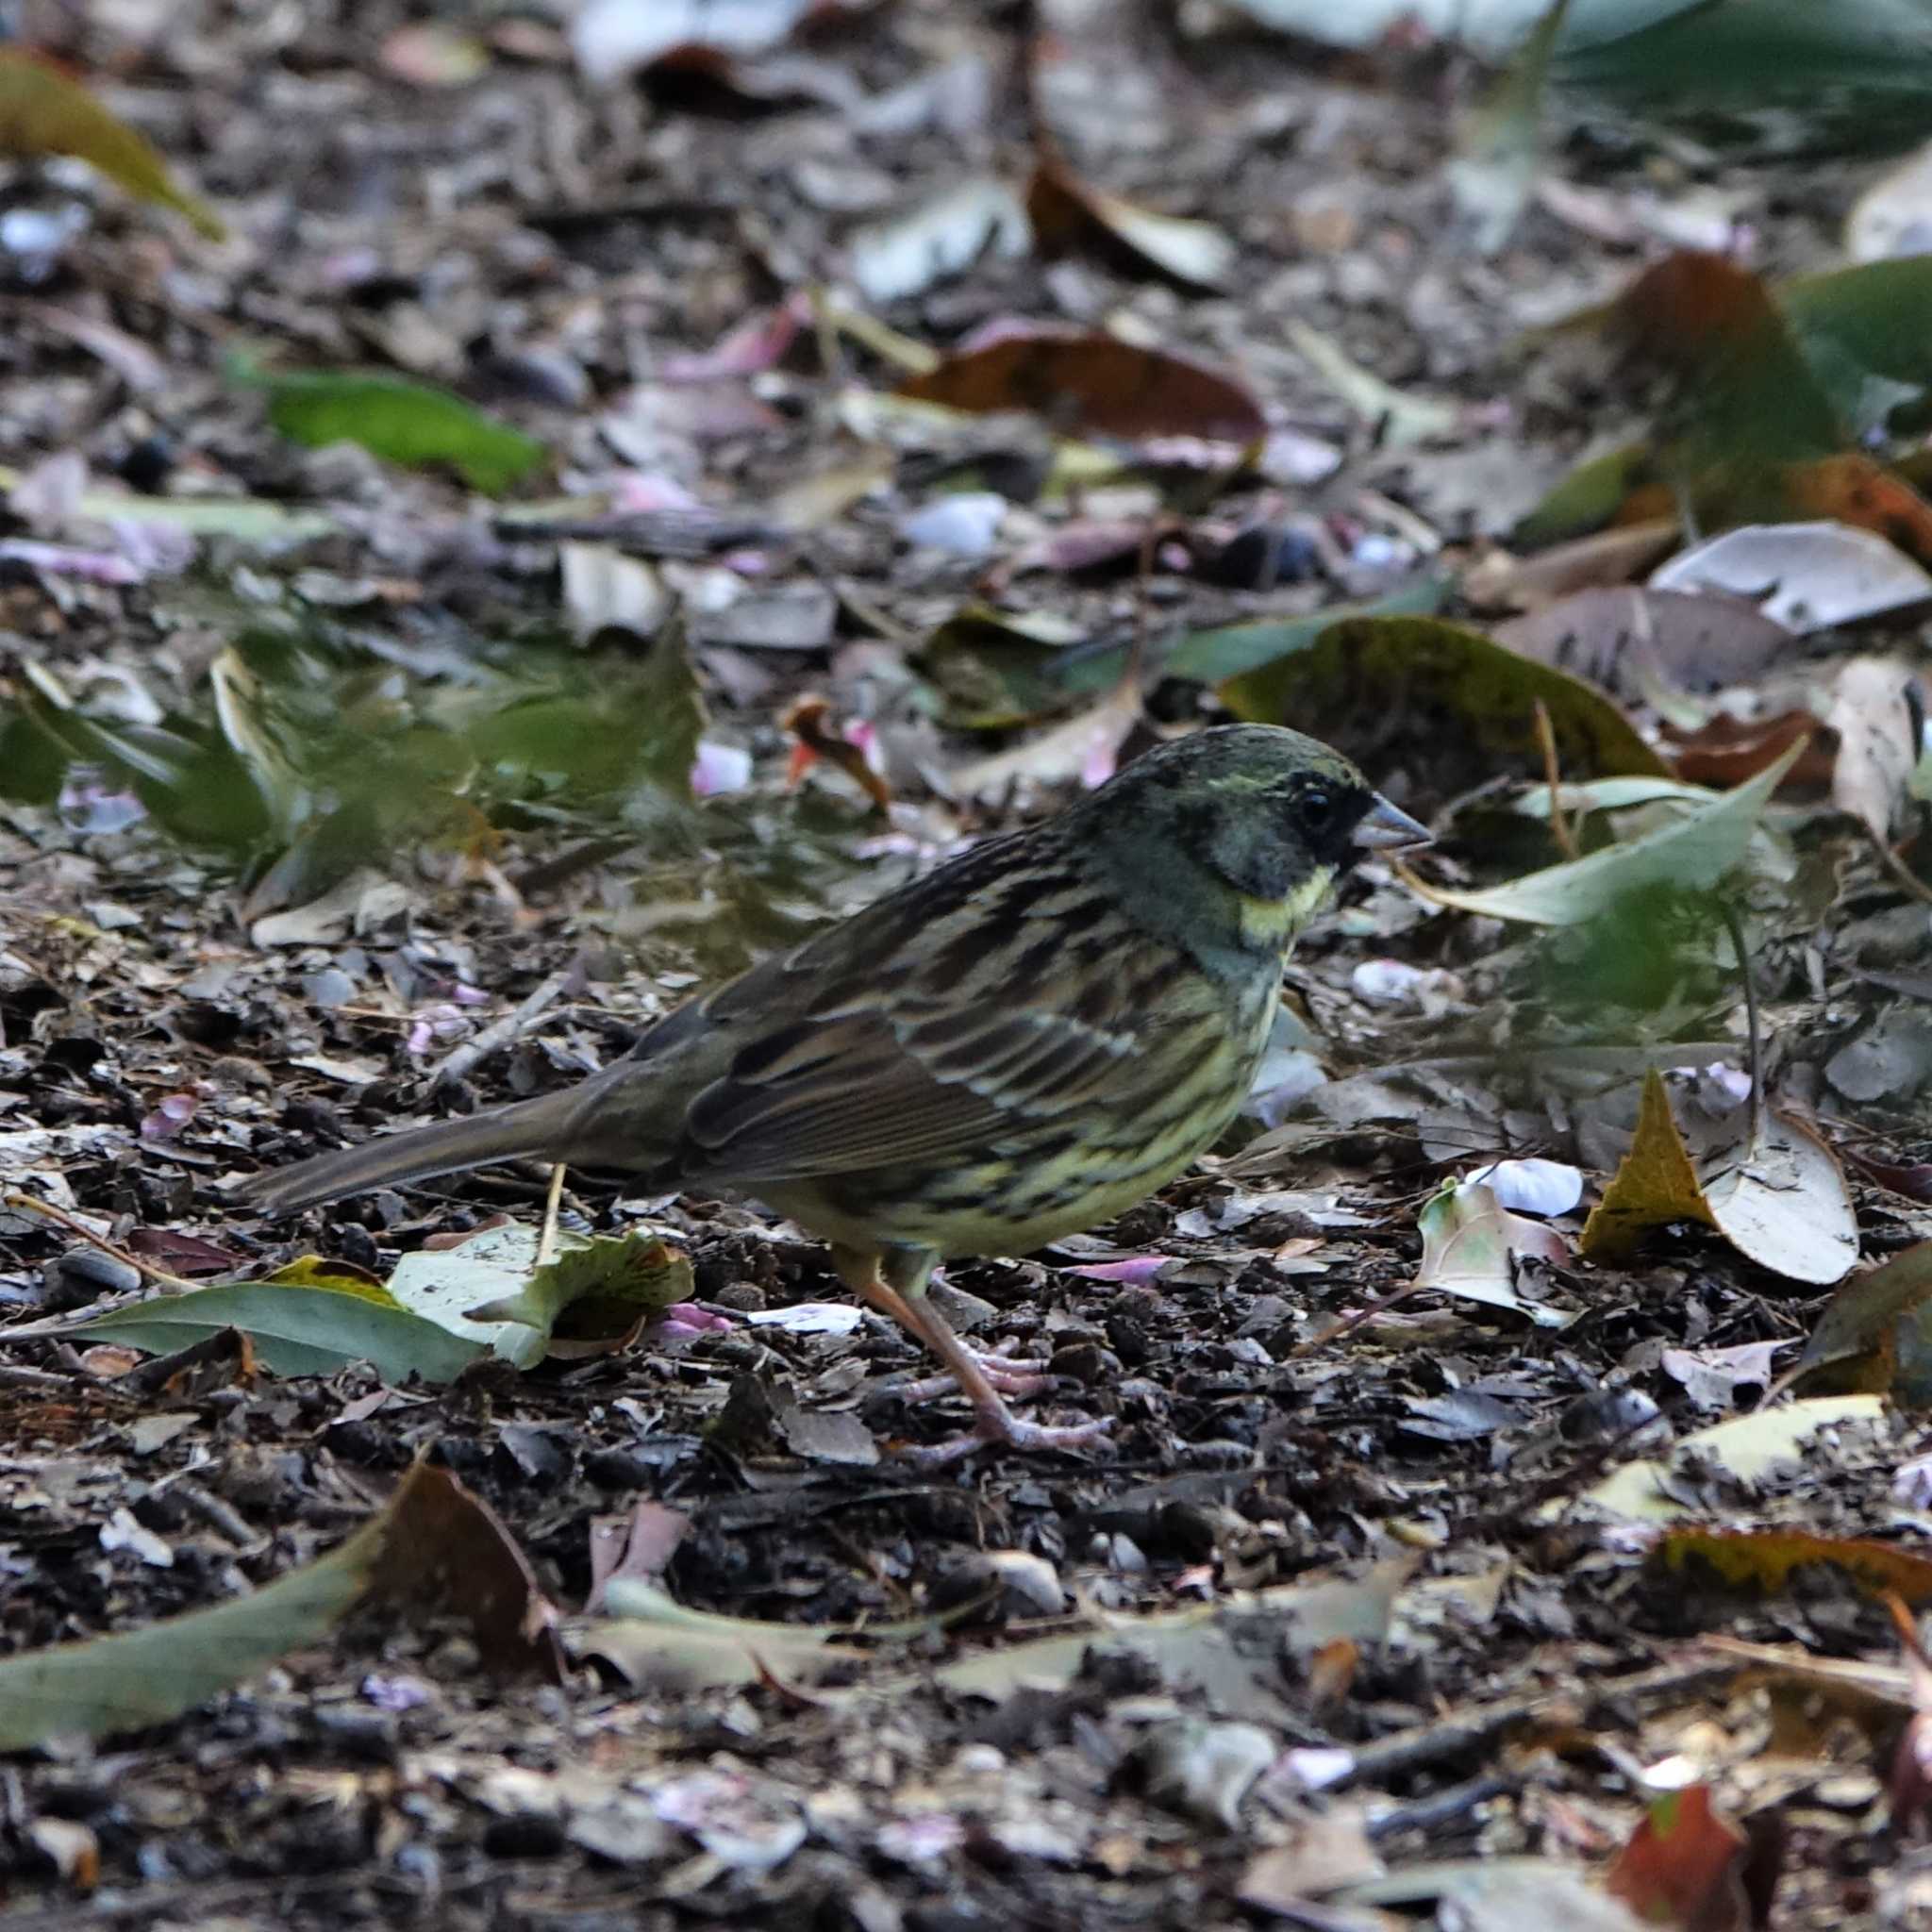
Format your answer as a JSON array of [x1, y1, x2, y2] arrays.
[[1648, 522, 1932, 634], [1658, 1526, 1932, 1607], [1026, 157, 1236, 289], [948, 673, 1141, 799], [1492, 586, 1796, 701], [242, 365, 547, 494], [1582, 1067, 1857, 1288], [1285, 320, 1461, 446], [1828, 656, 1924, 839], [578, 1583, 874, 1693], [0, 49, 224, 239], [1790, 1239, 1932, 1404], [1413, 1178, 1572, 1324], [10, 1265, 487, 1383], [1222, 614, 1667, 782], [1445, 0, 1568, 255], [390, 1223, 692, 1369], [898, 329, 1266, 446], [851, 176, 1031, 305], [368, 1462, 565, 1680], [1407, 739, 1801, 928], [1605, 1786, 1753, 1932], [1578, 1396, 1886, 1524], [927, 1558, 1415, 1722], [0, 1457, 541, 1748]]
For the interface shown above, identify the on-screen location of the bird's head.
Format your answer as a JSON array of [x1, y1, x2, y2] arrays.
[[1082, 724, 1429, 959]]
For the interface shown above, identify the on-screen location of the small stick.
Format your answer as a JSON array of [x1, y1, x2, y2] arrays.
[[431, 969, 569, 1092], [1291, 1278, 1427, 1356], [1875, 831, 1932, 908], [1, 1191, 199, 1292], [1533, 699, 1577, 858], [1716, 897, 1766, 1144], [534, 1162, 568, 1270]]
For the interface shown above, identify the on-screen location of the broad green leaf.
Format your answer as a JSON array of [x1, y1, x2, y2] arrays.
[[1557, 0, 1932, 155], [1166, 577, 1445, 685], [1407, 736, 1803, 926], [244, 366, 546, 493], [0, 1505, 380, 1748], [0, 1458, 556, 1749], [1221, 614, 1668, 779], [1781, 257, 1932, 436], [0, 50, 225, 239], [45, 1274, 486, 1381]]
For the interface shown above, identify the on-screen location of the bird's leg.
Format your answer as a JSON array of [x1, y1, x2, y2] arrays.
[[833, 1245, 1111, 1464]]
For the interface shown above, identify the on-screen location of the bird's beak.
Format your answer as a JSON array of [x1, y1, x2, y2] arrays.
[[1352, 793, 1433, 853]]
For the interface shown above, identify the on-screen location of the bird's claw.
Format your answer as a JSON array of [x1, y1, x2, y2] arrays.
[[881, 1348, 1055, 1402], [900, 1410, 1114, 1468]]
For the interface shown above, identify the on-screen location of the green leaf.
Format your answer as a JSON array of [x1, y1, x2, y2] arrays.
[[1409, 736, 1804, 927], [1557, 0, 1932, 155], [45, 1270, 486, 1381], [1220, 613, 1669, 779], [1779, 256, 1932, 436], [387, 1222, 691, 1368], [1510, 442, 1656, 549], [0, 1507, 381, 1748], [1166, 577, 1445, 685], [245, 367, 546, 493]]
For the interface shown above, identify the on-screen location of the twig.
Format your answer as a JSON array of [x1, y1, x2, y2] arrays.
[[534, 1162, 568, 1270], [1532, 699, 1577, 859], [1, 1191, 199, 1292], [1291, 1278, 1427, 1357], [1874, 830, 1932, 908], [431, 970, 569, 1092], [1716, 897, 1766, 1144], [1333, 1654, 1735, 1790]]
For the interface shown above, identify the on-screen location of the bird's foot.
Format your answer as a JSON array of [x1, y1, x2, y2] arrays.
[[885, 1349, 1054, 1401], [900, 1407, 1114, 1468]]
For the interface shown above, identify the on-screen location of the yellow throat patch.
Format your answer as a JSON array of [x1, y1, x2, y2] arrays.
[[1239, 865, 1334, 952]]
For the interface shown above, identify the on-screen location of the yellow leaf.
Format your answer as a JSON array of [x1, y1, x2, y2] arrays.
[[1581, 1067, 1712, 1258], [0, 50, 225, 240]]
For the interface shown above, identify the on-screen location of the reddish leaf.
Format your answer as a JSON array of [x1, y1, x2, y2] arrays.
[[1662, 709, 1835, 791], [1606, 1785, 1753, 1932], [1781, 455, 1932, 566], [897, 329, 1265, 445], [368, 1463, 566, 1683]]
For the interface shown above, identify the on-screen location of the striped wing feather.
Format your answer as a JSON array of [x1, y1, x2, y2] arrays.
[[661, 843, 1193, 1186]]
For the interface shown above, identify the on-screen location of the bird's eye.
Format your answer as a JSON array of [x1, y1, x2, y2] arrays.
[[1297, 788, 1334, 826]]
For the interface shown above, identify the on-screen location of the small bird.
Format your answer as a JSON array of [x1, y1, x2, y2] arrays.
[[235, 724, 1427, 1461]]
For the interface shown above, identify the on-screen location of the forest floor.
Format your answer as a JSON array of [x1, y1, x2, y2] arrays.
[[2, 2, 1931, 1927]]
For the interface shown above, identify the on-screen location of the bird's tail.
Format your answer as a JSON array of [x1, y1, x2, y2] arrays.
[[231, 1086, 586, 1217]]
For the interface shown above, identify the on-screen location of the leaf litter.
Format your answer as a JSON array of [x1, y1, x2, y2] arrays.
[[0, 2, 1929, 1925]]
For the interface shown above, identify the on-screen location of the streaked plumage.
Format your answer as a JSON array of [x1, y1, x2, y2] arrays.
[[236, 724, 1427, 1459]]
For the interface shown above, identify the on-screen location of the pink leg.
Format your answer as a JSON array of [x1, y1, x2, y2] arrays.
[[883, 1349, 1056, 1401], [834, 1246, 1112, 1464]]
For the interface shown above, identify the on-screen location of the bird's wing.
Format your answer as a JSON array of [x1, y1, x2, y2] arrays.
[[669, 842, 1220, 1184]]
